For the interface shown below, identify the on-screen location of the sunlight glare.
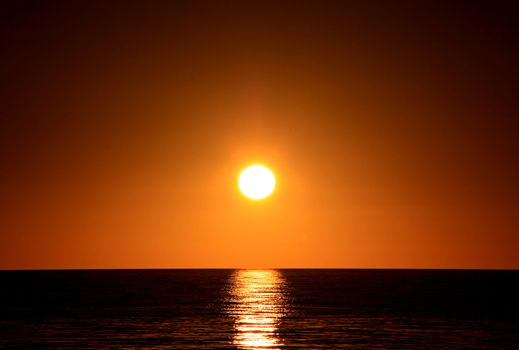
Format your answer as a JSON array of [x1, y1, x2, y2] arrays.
[[227, 270, 287, 349], [238, 165, 276, 200]]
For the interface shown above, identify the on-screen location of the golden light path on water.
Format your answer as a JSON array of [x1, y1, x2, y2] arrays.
[[227, 270, 288, 349]]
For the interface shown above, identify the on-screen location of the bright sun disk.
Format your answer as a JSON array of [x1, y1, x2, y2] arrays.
[[238, 165, 276, 200]]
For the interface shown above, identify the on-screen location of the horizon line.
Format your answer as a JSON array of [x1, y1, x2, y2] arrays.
[[1, 267, 518, 272]]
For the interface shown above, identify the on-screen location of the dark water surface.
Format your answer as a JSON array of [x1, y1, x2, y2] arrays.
[[0, 269, 517, 349]]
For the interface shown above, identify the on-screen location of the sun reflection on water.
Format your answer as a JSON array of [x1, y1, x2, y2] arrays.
[[227, 270, 287, 349]]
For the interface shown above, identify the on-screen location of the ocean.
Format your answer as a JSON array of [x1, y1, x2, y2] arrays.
[[0, 269, 517, 349]]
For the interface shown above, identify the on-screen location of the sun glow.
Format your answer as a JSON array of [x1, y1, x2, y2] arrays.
[[238, 165, 276, 200]]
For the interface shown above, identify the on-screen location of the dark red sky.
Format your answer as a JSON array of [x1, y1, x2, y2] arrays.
[[1, 1, 518, 269]]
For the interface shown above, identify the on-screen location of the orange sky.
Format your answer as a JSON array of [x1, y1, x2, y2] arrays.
[[1, 1, 518, 269]]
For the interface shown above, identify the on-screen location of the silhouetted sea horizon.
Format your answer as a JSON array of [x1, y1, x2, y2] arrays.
[[1, 269, 517, 349]]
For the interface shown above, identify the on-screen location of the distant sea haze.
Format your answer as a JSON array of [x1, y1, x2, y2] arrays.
[[1, 269, 518, 349]]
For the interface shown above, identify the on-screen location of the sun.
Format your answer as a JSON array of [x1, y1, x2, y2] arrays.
[[238, 164, 276, 200]]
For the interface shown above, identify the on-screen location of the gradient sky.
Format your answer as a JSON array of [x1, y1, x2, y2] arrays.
[[1, 0, 518, 269]]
